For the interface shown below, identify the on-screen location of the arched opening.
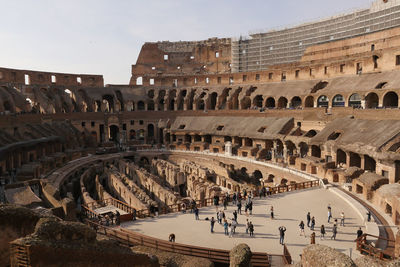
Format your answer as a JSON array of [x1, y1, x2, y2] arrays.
[[197, 99, 205, 110], [267, 174, 275, 183], [136, 77, 143, 85], [129, 130, 136, 140], [147, 124, 154, 138], [336, 149, 346, 166], [138, 129, 145, 141], [349, 152, 361, 168], [383, 91, 398, 108], [265, 97, 276, 108], [115, 90, 124, 111], [240, 97, 251, 109], [311, 145, 321, 158], [299, 142, 308, 158], [285, 141, 296, 156], [148, 90, 155, 98], [224, 136, 232, 142], [194, 134, 201, 142], [332, 94, 345, 107], [204, 135, 212, 143], [328, 132, 341, 140], [305, 130, 317, 138], [169, 99, 175, 110], [185, 134, 192, 143], [147, 100, 155, 110], [317, 95, 329, 107], [365, 93, 379, 108], [275, 140, 284, 158], [253, 95, 263, 108], [253, 170, 263, 182], [3, 101, 12, 112], [102, 95, 114, 112], [364, 155, 376, 172], [277, 97, 288, 109], [348, 93, 361, 108], [137, 101, 145, 110], [304, 96, 314, 108], [291, 96, 302, 108], [208, 92, 218, 110], [109, 125, 119, 142]]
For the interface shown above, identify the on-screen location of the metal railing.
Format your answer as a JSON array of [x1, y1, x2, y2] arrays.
[[85, 220, 272, 266]]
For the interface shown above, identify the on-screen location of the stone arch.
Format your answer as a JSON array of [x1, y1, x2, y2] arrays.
[[102, 94, 114, 112], [197, 99, 205, 110], [147, 124, 155, 138], [365, 92, 379, 108], [177, 90, 186, 110], [291, 96, 302, 108], [253, 95, 263, 108], [253, 170, 263, 181], [332, 94, 345, 107], [158, 90, 166, 110], [364, 155, 376, 172], [311, 145, 321, 158], [277, 97, 288, 109], [348, 93, 361, 108], [137, 101, 145, 110], [240, 96, 251, 109], [299, 142, 308, 158], [383, 91, 398, 108], [109, 125, 119, 142], [115, 90, 124, 111], [147, 100, 155, 110], [168, 90, 177, 111], [129, 130, 136, 140], [317, 95, 329, 107], [265, 97, 276, 108], [208, 92, 218, 110], [305, 130, 317, 138], [336, 149, 346, 166], [304, 96, 314, 108], [349, 152, 361, 168]]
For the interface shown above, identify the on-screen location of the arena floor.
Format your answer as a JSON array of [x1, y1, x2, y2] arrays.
[[122, 187, 365, 262]]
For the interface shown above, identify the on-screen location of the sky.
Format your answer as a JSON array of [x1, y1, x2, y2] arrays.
[[0, 0, 374, 84]]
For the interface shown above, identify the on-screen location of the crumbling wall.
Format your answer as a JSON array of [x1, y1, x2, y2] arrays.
[[301, 244, 356, 267]]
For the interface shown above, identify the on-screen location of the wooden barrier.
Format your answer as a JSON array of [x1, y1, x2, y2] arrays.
[[85, 220, 272, 266], [356, 234, 394, 261], [283, 244, 292, 264]]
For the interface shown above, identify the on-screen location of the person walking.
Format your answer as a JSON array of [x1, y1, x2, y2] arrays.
[[328, 210, 332, 223], [367, 211, 371, 222], [340, 212, 345, 226], [233, 210, 238, 222], [210, 217, 216, 233], [249, 222, 254, 237], [223, 198, 228, 210], [310, 232, 316, 244], [194, 207, 199, 220], [279, 226, 287, 245], [213, 195, 219, 212], [237, 201, 242, 215], [245, 219, 249, 234], [224, 220, 229, 235], [299, 220, 305, 236], [249, 201, 253, 215], [229, 223, 234, 238], [320, 225, 326, 240], [270, 206, 274, 219], [232, 192, 237, 205], [307, 212, 311, 227], [232, 218, 237, 233], [331, 224, 337, 240], [310, 217, 315, 231], [357, 227, 363, 240]]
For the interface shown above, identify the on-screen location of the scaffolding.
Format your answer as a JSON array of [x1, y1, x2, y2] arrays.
[[231, 1, 400, 73]]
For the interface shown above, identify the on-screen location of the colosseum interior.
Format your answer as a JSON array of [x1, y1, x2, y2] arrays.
[[5, 0, 400, 266]]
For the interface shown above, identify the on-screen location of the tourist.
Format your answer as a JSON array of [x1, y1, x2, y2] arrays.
[[232, 193, 237, 205], [244, 202, 248, 215], [223, 198, 228, 210], [357, 227, 363, 240], [213, 195, 219, 211], [224, 220, 229, 235], [115, 210, 120, 225], [331, 224, 337, 240], [181, 203, 187, 213], [320, 225, 326, 240], [266, 186, 270, 196], [279, 226, 287, 245], [210, 217, 216, 233], [190, 199, 196, 213], [169, 233, 175, 242], [328, 209, 332, 223], [306, 212, 311, 227], [229, 223, 233, 238], [249, 222, 254, 237], [310, 216, 315, 230], [310, 232, 316, 244], [132, 209, 137, 221], [340, 212, 345, 226], [299, 220, 305, 236], [248, 201, 253, 215], [194, 207, 199, 220], [217, 210, 222, 224], [155, 206, 159, 217], [270, 206, 274, 219], [245, 219, 249, 234], [232, 218, 238, 233], [237, 200, 242, 214], [233, 210, 238, 222], [243, 189, 247, 200], [367, 211, 371, 222]]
